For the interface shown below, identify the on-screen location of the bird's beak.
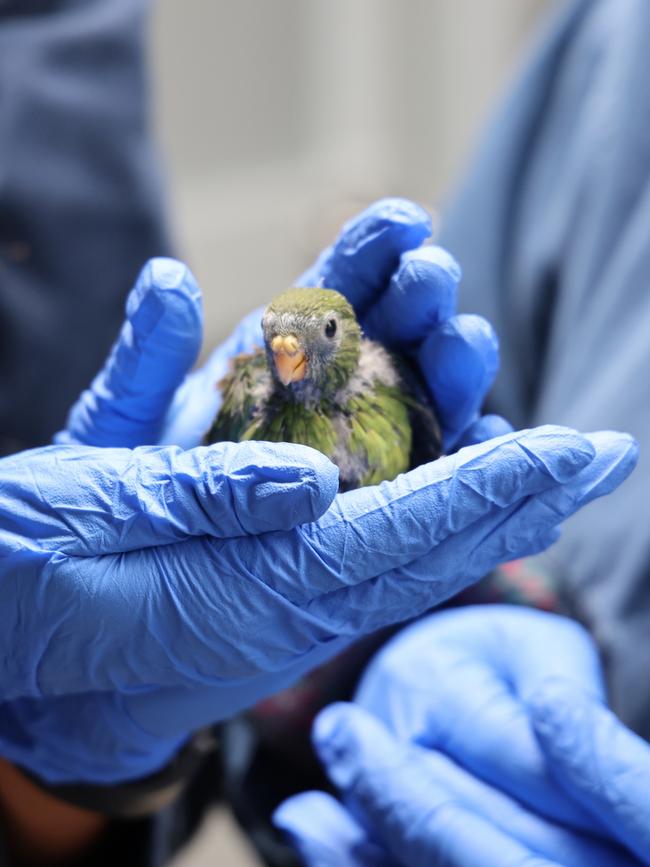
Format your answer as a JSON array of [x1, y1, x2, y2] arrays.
[[271, 334, 307, 385]]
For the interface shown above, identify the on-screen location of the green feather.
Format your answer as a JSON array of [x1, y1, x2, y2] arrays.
[[205, 286, 441, 491], [346, 384, 412, 486], [242, 400, 338, 459], [205, 350, 268, 443]]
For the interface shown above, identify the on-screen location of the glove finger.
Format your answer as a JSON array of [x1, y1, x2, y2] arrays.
[[455, 413, 514, 449], [274, 792, 396, 867], [235, 426, 595, 603], [298, 198, 431, 316], [530, 679, 650, 863], [2, 441, 338, 556], [313, 704, 565, 867], [57, 259, 203, 448], [361, 246, 460, 347], [417, 315, 500, 450], [15, 432, 627, 700], [306, 430, 636, 634], [159, 306, 265, 449]]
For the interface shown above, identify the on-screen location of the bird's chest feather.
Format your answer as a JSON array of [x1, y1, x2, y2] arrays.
[[243, 397, 339, 461], [242, 387, 412, 492]]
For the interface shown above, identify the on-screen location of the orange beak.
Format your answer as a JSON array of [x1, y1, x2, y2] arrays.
[[271, 334, 307, 385]]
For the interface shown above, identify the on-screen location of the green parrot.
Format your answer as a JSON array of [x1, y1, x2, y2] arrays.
[[205, 286, 441, 491]]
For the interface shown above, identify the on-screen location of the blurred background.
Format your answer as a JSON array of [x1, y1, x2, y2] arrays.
[[152, 0, 553, 357], [149, 2, 553, 864]]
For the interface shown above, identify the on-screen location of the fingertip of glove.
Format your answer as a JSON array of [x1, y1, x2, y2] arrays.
[[312, 703, 364, 789], [359, 197, 432, 231], [273, 791, 341, 832], [301, 447, 340, 519], [400, 244, 462, 285], [339, 198, 432, 254], [517, 426, 597, 481], [265, 442, 340, 517], [126, 257, 203, 337], [558, 431, 639, 508], [584, 431, 639, 475], [273, 792, 364, 858], [211, 441, 340, 530], [312, 703, 397, 791], [527, 677, 598, 747]]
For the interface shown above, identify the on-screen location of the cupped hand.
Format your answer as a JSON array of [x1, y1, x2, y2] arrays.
[[58, 199, 509, 453], [0, 426, 636, 784], [275, 700, 640, 866]]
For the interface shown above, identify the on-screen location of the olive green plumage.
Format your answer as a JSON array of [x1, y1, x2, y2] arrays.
[[205, 287, 441, 490]]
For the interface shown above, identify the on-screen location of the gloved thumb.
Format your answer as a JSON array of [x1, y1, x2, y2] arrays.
[[528, 678, 650, 864], [6, 441, 339, 556], [56, 258, 203, 448]]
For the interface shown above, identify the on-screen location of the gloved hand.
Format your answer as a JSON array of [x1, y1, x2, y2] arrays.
[[0, 199, 635, 792], [0, 198, 518, 789], [58, 199, 510, 453], [275, 607, 650, 865], [0, 429, 634, 786]]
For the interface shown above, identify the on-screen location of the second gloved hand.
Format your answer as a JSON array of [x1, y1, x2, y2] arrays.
[[276, 607, 650, 865]]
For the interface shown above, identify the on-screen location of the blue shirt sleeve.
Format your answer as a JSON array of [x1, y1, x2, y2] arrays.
[[439, 0, 650, 736]]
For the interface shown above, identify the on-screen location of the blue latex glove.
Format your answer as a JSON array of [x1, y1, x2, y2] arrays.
[[275, 702, 639, 867], [58, 199, 510, 453], [1, 199, 631, 789], [0, 427, 627, 785], [0, 198, 521, 787], [275, 606, 649, 865]]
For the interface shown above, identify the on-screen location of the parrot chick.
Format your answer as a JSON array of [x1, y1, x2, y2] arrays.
[[205, 287, 441, 491]]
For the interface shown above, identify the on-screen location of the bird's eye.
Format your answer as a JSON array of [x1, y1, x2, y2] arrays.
[[325, 319, 337, 339]]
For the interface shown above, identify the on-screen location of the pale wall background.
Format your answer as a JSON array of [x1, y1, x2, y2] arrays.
[[150, 2, 554, 864]]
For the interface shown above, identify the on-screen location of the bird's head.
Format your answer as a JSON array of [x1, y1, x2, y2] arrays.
[[262, 287, 361, 399]]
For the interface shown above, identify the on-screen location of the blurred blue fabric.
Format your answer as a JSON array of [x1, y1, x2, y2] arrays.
[[439, 0, 650, 738]]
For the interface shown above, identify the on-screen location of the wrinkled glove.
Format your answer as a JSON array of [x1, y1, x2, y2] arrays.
[[0, 429, 626, 785], [58, 198, 510, 452], [0, 199, 634, 790], [276, 605, 649, 865], [2, 197, 517, 790]]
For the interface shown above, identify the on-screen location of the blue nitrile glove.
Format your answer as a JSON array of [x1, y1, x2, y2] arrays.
[[275, 703, 639, 867], [0, 199, 517, 789], [0, 429, 637, 785], [58, 199, 510, 454], [275, 606, 649, 865]]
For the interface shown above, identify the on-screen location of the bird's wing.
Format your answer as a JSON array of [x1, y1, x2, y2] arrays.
[[336, 341, 410, 488], [340, 340, 442, 488], [205, 349, 272, 444], [344, 382, 413, 487]]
